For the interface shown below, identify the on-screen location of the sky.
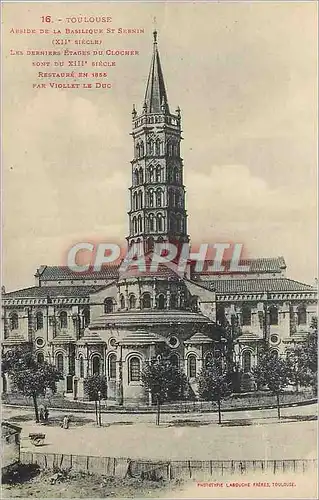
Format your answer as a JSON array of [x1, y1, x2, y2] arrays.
[[2, 1, 318, 291]]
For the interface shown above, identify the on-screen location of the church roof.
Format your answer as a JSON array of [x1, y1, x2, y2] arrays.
[[3, 285, 107, 299], [77, 329, 104, 344], [118, 329, 166, 345], [192, 256, 286, 276], [184, 332, 214, 344], [35, 265, 119, 281], [2, 332, 30, 345], [198, 278, 315, 294], [51, 331, 76, 344], [143, 30, 169, 113]]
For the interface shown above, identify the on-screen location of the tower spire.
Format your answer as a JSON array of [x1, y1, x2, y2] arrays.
[[144, 30, 169, 113]]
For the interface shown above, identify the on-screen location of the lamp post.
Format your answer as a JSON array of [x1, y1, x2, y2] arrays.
[[98, 390, 102, 427]]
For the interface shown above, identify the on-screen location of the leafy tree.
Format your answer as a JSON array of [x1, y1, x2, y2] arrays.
[[198, 359, 232, 424], [252, 349, 290, 419], [2, 347, 63, 422], [84, 374, 108, 425], [141, 358, 187, 425], [287, 322, 318, 394]]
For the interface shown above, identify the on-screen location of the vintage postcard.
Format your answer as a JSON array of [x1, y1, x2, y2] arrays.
[[1, 1, 318, 499]]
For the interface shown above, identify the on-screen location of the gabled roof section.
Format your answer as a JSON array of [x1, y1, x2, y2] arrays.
[[199, 278, 316, 294], [119, 329, 166, 345], [36, 265, 119, 281], [184, 279, 216, 301], [184, 332, 214, 344], [3, 285, 107, 299], [192, 256, 287, 276], [143, 30, 169, 113]]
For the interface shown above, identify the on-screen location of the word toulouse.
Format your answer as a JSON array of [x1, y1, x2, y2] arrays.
[[67, 242, 250, 274]]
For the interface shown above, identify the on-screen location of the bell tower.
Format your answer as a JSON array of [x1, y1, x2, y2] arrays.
[[127, 31, 189, 253]]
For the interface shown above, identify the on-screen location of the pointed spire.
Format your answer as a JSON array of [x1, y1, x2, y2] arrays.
[[144, 30, 169, 114]]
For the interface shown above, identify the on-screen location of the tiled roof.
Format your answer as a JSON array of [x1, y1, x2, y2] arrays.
[[184, 332, 214, 344], [198, 278, 316, 294], [119, 330, 166, 345], [237, 332, 262, 342], [77, 329, 103, 344], [2, 333, 30, 345], [192, 256, 286, 275], [90, 310, 212, 329], [118, 256, 181, 280], [36, 265, 119, 281], [51, 332, 76, 344], [3, 285, 107, 299]]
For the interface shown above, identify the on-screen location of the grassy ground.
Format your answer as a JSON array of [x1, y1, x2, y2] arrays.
[[2, 465, 183, 498], [3, 390, 316, 413]]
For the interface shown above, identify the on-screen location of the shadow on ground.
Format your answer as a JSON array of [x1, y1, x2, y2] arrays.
[[2, 464, 40, 485]]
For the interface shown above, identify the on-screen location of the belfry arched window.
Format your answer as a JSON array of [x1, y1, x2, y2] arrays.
[[138, 167, 143, 184], [138, 215, 142, 233], [147, 139, 154, 155], [59, 311, 68, 329], [133, 192, 137, 210], [147, 237, 154, 252], [149, 214, 155, 232], [170, 294, 177, 309], [36, 312, 44, 330], [138, 190, 143, 209], [141, 293, 151, 309], [156, 188, 163, 207], [242, 351, 251, 373], [157, 214, 164, 232], [155, 139, 161, 155], [187, 355, 197, 378], [133, 217, 137, 235], [297, 305, 307, 325], [148, 166, 154, 183], [140, 141, 144, 157], [129, 356, 141, 382], [156, 165, 161, 182], [10, 313, 19, 330], [148, 189, 154, 207], [83, 308, 90, 327]]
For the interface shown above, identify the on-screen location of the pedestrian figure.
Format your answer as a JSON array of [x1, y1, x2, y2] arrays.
[[62, 415, 70, 429], [44, 405, 49, 422]]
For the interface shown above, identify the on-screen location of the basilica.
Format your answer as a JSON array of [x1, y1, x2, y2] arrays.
[[2, 32, 317, 404]]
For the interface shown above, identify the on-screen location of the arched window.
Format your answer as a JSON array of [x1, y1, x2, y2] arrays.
[[271, 349, 278, 358], [138, 167, 143, 184], [92, 355, 101, 375], [187, 355, 197, 378], [138, 215, 142, 233], [170, 214, 176, 232], [170, 354, 179, 367], [157, 214, 164, 232], [120, 294, 125, 310], [129, 356, 141, 382], [10, 313, 19, 330], [157, 294, 165, 310], [129, 294, 136, 309], [176, 214, 182, 233], [142, 293, 151, 309], [133, 217, 137, 235], [56, 353, 64, 373], [269, 306, 278, 325], [148, 139, 154, 155], [37, 352, 44, 364], [242, 305, 252, 326], [79, 356, 84, 378], [168, 189, 173, 207], [83, 308, 90, 327], [156, 165, 161, 182], [138, 190, 143, 209], [149, 214, 155, 232], [148, 189, 154, 207], [297, 305, 307, 325], [170, 294, 177, 309], [148, 166, 154, 183], [36, 312, 44, 330], [133, 169, 139, 186], [155, 139, 161, 155], [147, 237, 154, 252], [140, 141, 144, 157], [108, 354, 117, 379], [242, 351, 251, 373], [156, 188, 162, 207], [59, 311, 68, 329], [133, 192, 137, 210], [104, 298, 114, 314]]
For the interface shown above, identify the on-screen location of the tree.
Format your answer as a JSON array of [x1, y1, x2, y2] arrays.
[[198, 359, 232, 424], [84, 374, 108, 425], [252, 349, 290, 419], [141, 358, 187, 425], [2, 347, 63, 423], [287, 322, 318, 394]]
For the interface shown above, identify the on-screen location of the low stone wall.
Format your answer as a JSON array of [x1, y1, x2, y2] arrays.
[[20, 452, 318, 480]]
